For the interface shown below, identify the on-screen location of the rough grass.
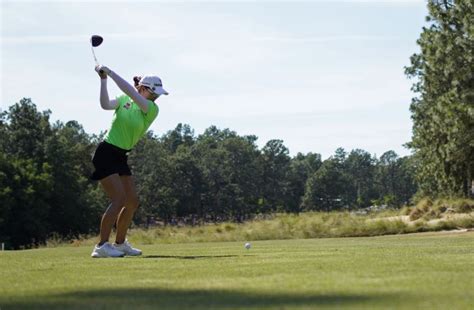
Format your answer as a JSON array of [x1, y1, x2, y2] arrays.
[[46, 198, 474, 248], [1, 232, 473, 310]]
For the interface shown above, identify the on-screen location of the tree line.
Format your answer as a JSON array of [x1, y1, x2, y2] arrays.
[[0, 99, 416, 248]]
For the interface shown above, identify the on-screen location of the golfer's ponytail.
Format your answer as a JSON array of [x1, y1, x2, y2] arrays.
[[133, 76, 142, 87]]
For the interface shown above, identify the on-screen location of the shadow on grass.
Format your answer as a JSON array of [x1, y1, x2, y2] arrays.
[[1, 288, 400, 310], [140, 254, 242, 259]]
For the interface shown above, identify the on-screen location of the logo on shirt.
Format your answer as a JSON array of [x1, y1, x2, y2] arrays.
[[123, 102, 131, 110]]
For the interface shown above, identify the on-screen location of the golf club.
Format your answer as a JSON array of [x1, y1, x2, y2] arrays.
[[90, 35, 104, 74]]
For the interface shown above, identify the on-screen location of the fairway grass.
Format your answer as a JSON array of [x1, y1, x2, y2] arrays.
[[1, 231, 473, 310]]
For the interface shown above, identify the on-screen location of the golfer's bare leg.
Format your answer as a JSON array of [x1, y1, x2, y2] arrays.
[[115, 176, 139, 244], [99, 174, 126, 245]]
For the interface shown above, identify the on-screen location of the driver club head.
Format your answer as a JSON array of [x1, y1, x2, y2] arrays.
[[90, 35, 103, 47]]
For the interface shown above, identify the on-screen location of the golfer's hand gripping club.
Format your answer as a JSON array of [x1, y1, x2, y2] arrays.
[[95, 65, 111, 79]]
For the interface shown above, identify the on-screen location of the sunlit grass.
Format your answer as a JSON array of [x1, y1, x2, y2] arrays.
[[1, 232, 473, 310]]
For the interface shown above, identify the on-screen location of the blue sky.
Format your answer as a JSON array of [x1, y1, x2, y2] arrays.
[[1, 0, 427, 158]]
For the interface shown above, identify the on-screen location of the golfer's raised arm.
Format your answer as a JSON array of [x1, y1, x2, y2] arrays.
[[108, 70, 151, 113], [99, 79, 118, 110], [95, 66, 118, 110]]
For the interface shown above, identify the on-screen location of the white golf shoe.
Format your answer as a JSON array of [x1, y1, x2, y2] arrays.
[[113, 240, 142, 256], [91, 242, 125, 258]]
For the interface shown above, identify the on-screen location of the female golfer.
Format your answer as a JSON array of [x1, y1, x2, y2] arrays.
[[90, 65, 168, 258]]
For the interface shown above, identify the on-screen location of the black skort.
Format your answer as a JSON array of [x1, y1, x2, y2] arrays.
[[90, 141, 132, 181]]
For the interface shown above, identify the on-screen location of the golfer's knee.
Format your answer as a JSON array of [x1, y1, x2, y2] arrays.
[[127, 196, 139, 210], [111, 194, 126, 209]]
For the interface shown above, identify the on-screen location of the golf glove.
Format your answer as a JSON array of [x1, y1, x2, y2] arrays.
[[95, 65, 111, 75]]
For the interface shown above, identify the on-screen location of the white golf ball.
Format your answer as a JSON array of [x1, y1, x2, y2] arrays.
[[244, 242, 251, 249]]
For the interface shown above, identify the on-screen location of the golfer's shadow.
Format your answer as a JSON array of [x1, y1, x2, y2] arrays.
[[141, 254, 249, 259]]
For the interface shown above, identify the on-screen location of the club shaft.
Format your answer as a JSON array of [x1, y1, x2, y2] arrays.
[[91, 46, 104, 74], [91, 46, 99, 66]]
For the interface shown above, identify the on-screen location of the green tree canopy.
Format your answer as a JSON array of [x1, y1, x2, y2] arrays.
[[405, 0, 474, 197]]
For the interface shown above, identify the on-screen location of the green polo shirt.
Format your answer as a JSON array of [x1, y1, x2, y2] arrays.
[[104, 95, 159, 150]]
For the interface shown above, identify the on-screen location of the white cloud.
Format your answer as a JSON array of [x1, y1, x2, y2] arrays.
[[1, 33, 176, 45], [253, 34, 404, 43]]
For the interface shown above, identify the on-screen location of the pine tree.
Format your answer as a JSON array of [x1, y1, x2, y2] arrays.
[[405, 0, 474, 197]]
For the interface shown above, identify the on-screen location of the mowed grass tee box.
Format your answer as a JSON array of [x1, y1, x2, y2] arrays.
[[1, 231, 473, 310]]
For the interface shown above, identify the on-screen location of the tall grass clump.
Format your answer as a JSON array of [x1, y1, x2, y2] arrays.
[[409, 198, 474, 221]]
